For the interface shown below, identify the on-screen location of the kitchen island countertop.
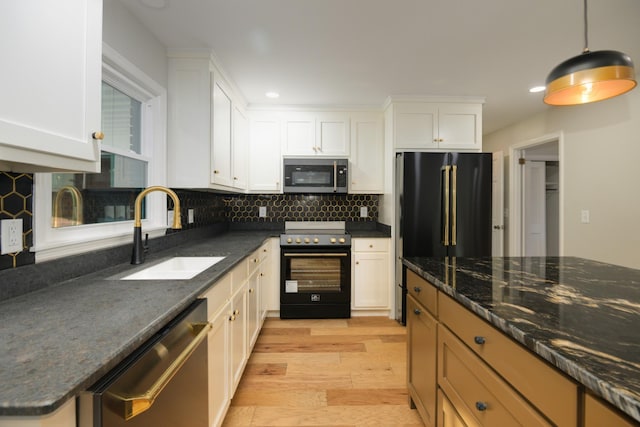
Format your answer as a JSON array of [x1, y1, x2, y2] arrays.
[[402, 256, 640, 423]]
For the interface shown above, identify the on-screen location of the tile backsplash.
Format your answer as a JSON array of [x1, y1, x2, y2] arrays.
[[0, 174, 380, 271], [0, 172, 35, 269]]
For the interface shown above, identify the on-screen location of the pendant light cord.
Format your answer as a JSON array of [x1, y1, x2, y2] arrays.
[[583, 0, 590, 53]]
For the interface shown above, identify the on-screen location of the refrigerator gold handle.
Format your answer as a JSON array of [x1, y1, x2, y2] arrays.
[[443, 165, 450, 246], [451, 165, 457, 246], [108, 322, 212, 421]]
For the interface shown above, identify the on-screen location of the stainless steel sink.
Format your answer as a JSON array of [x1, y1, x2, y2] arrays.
[[120, 256, 225, 280]]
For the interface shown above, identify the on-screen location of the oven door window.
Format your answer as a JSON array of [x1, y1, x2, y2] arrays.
[[284, 254, 346, 293]]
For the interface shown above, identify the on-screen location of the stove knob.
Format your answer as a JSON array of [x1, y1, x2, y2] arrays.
[[287, 238, 293, 243], [330, 238, 337, 243], [313, 238, 319, 243], [304, 238, 310, 243], [295, 238, 301, 243], [339, 238, 346, 244]]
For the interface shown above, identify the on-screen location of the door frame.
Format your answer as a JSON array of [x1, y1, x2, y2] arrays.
[[508, 132, 564, 256]]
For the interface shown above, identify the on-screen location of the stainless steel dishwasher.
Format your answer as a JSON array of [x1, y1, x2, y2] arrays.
[[78, 299, 210, 427]]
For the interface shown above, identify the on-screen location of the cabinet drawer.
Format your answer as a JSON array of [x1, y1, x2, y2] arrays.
[[202, 273, 232, 319], [438, 325, 551, 427], [406, 269, 437, 316], [353, 238, 389, 252], [584, 393, 637, 427], [439, 294, 578, 427]]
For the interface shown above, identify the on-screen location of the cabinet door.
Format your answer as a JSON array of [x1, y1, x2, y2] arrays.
[[0, 0, 102, 173], [353, 252, 390, 308], [584, 394, 637, 427], [407, 295, 438, 427], [229, 285, 247, 394], [208, 302, 230, 427], [350, 113, 384, 193], [167, 56, 212, 188], [438, 390, 471, 427], [212, 80, 233, 186], [437, 104, 482, 150], [316, 113, 350, 156], [393, 103, 438, 150], [247, 269, 260, 350], [249, 115, 281, 192], [232, 105, 249, 190], [283, 113, 315, 155]]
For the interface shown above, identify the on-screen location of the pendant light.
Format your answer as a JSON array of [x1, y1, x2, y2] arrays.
[[543, 0, 637, 106]]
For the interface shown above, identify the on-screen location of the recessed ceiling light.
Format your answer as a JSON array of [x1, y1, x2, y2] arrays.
[[265, 91, 280, 99], [529, 86, 546, 93]]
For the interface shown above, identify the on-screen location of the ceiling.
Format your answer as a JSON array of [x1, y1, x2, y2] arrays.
[[118, 0, 640, 135]]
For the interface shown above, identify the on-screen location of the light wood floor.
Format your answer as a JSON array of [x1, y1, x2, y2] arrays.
[[222, 317, 424, 427]]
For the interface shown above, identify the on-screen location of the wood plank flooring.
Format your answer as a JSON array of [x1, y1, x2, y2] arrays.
[[222, 317, 424, 427]]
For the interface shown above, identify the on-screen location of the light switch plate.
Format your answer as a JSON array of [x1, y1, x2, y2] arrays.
[[581, 209, 590, 224], [188, 209, 194, 224], [1, 219, 23, 254], [167, 210, 174, 227]]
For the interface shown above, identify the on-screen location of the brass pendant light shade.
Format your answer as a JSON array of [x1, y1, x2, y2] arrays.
[[543, 0, 637, 106]]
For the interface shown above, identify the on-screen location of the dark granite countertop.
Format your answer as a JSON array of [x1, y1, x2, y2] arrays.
[[402, 256, 640, 423], [0, 230, 276, 416]]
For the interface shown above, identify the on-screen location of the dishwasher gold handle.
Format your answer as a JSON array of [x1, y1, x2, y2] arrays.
[[110, 322, 212, 420]]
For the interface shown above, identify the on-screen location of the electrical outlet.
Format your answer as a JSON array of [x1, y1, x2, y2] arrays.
[[167, 210, 175, 227], [188, 209, 195, 224], [360, 207, 368, 218], [581, 209, 590, 224], [1, 219, 23, 254], [259, 206, 267, 218]]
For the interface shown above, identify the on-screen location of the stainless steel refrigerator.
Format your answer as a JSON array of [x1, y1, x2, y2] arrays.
[[395, 151, 492, 323]]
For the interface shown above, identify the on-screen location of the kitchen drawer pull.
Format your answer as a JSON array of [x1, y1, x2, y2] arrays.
[[413, 308, 421, 315], [413, 286, 422, 293], [474, 336, 486, 345], [475, 401, 488, 411], [109, 322, 212, 420]]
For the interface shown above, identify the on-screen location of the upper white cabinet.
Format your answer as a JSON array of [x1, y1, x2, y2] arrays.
[[248, 113, 281, 193], [167, 53, 247, 191], [0, 0, 103, 173], [282, 112, 350, 156], [349, 112, 384, 193], [391, 100, 483, 151]]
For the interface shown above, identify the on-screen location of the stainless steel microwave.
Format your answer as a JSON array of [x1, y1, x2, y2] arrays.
[[283, 158, 348, 193]]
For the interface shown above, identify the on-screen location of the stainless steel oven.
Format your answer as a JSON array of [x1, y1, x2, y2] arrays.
[[78, 299, 210, 427], [280, 222, 351, 318]]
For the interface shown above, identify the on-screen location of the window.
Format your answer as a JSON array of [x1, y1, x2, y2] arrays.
[[51, 82, 148, 228], [34, 44, 167, 261]]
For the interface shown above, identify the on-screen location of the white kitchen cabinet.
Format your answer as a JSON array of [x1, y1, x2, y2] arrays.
[[229, 281, 247, 394], [352, 238, 390, 311], [248, 114, 282, 192], [349, 113, 384, 193], [392, 101, 482, 151], [207, 299, 230, 427], [282, 112, 350, 156], [0, 0, 102, 173], [167, 53, 247, 191]]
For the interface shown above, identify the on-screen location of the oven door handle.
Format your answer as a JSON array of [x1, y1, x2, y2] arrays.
[[108, 322, 212, 421], [283, 253, 348, 257]]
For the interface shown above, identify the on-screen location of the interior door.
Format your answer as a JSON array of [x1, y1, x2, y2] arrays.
[[492, 151, 504, 256], [523, 160, 546, 256]]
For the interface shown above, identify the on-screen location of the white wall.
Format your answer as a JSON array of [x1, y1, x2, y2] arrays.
[[103, 0, 168, 88], [484, 85, 640, 269]]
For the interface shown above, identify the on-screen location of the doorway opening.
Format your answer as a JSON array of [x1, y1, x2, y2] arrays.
[[509, 133, 563, 256]]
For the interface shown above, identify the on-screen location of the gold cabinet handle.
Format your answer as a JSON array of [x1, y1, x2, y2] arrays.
[[109, 322, 211, 420], [213, 170, 219, 174], [92, 131, 104, 140], [249, 288, 254, 293]]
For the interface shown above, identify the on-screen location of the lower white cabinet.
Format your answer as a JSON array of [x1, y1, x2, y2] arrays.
[[352, 238, 391, 311], [201, 239, 274, 427], [207, 299, 230, 427]]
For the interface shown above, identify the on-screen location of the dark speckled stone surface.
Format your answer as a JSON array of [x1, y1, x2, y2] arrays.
[[0, 231, 276, 416], [402, 256, 640, 423]]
